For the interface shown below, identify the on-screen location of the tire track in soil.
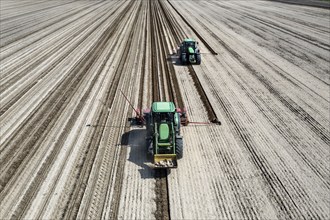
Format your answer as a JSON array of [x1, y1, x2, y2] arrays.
[[196, 19, 330, 146], [106, 126, 130, 220], [0, 5, 100, 76], [55, 2, 136, 219], [222, 16, 330, 85], [249, 88, 330, 187], [32, 3, 138, 219], [155, 0, 183, 110], [149, 1, 171, 219], [196, 54, 325, 219], [209, 128, 259, 219], [150, 1, 223, 218], [183, 0, 330, 85], [151, 0, 220, 217], [227, 2, 330, 50], [188, 6, 329, 127], [234, 1, 330, 34], [182, 0, 324, 218], [162, 0, 220, 123], [269, 0, 330, 9], [102, 3, 146, 218], [116, 2, 155, 218], [11, 62, 103, 219], [150, 0, 161, 102], [0, 1, 124, 136], [0, 1, 76, 23], [149, 0, 197, 218], [0, 1, 133, 218], [167, 0, 218, 55], [154, 170, 170, 220], [219, 2, 330, 82], [0, 1, 99, 50], [137, 7, 148, 109], [2, 0, 328, 219], [170, 2, 328, 217], [187, 66, 219, 123], [0, 0, 129, 188], [76, 3, 143, 219], [213, 48, 330, 189], [202, 81, 304, 219], [0, 47, 91, 192], [161, 0, 328, 218], [0, 2, 120, 113]]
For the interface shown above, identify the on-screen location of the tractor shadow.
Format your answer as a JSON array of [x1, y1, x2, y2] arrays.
[[167, 53, 200, 66], [121, 128, 157, 179], [167, 53, 184, 66]]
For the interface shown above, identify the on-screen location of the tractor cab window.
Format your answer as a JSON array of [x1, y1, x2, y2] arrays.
[[154, 113, 165, 122], [154, 113, 173, 123], [184, 41, 195, 49], [160, 113, 167, 122], [153, 113, 161, 122], [167, 113, 174, 122]]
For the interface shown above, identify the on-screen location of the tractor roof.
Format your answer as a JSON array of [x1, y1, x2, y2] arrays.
[[184, 38, 195, 42], [152, 102, 175, 113]]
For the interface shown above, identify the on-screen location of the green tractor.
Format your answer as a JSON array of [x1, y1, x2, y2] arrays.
[[178, 38, 201, 65], [143, 102, 187, 168]]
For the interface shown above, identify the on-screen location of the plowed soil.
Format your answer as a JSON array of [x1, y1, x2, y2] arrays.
[[1, 0, 329, 219]]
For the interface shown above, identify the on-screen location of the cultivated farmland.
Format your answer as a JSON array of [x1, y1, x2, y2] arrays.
[[1, 0, 329, 219]]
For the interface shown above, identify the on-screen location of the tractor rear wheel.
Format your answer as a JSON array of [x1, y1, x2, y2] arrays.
[[146, 137, 152, 151], [196, 54, 201, 64], [175, 136, 183, 159], [181, 55, 187, 65]]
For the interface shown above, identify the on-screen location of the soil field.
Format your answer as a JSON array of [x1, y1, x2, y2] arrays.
[[1, 0, 329, 219]]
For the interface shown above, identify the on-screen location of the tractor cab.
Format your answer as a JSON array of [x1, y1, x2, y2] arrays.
[[185, 40, 198, 51], [179, 38, 201, 65], [152, 103, 175, 154]]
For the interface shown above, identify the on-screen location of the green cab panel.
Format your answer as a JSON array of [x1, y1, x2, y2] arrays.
[[152, 102, 175, 113], [159, 123, 170, 141], [188, 47, 194, 54]]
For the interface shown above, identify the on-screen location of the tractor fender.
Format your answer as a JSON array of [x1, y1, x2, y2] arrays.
[[143, 108, 151, 114]]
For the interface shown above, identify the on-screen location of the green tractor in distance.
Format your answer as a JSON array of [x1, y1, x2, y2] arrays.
[[178, 38, 201, 65], [143, 102, 187, 168]]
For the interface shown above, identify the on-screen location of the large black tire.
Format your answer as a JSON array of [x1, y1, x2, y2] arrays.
[[196, 54, 201, 65], [181, 54, 187, 65], [175, 136, 183, 159], [146, 137, 152, 151]]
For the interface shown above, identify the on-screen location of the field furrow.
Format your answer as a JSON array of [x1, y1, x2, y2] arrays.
[[0, 0, 329, 219]]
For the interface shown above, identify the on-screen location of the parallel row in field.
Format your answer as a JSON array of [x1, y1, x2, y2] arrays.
[[0, 0, 329, 219], [1, 0, 149, 218], [168, 0, 330, 219]]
